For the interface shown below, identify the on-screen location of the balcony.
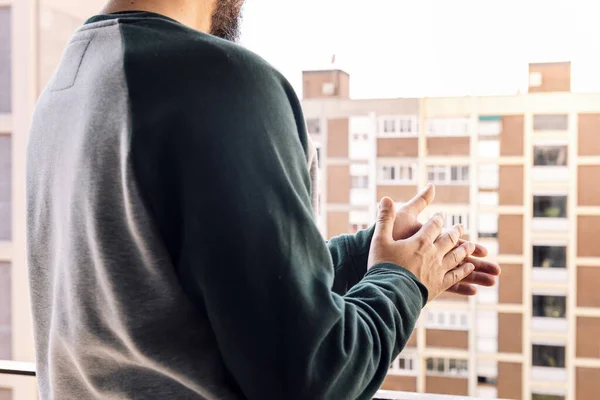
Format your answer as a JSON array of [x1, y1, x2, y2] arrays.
[[1, 361, 482, 400]]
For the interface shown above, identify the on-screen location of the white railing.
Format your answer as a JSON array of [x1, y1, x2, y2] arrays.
[[0, 362, 481, 399], [374, 390, 477, 399]]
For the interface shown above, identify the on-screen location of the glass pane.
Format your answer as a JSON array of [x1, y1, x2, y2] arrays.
[[306, 118, 320, 134], [436, 358, 444, 372], [532, 246, 566, 268], [0, 7, 11, 113], [462, 166, 470, 181], [426, 358, 434, 371], [399, 358, 405, 369], [428, 168, 435, 182], [533, 114, 569, 131], [532, 394, 565, 400], [534, 146, 568, 166], [449, 359, 457, 373], [532, 344, 566, 368], [532, 295, 567, 318], [451, 166, 458, 181], [533, 196, 567, 218], [0, 136, 10, 240], [0, 262, 11, 360]]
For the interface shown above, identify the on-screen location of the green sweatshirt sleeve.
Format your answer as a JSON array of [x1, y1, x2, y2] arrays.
[[328, 226, 374, 295], [122, 19, 427, 400]]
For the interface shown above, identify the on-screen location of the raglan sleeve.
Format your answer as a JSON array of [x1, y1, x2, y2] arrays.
[[133, 48, 427, 399]]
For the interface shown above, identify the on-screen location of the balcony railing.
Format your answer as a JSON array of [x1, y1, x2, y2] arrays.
[[0, 362, 479, 399]]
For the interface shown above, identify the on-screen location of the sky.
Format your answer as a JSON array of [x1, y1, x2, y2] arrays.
[[239, 0, 600, 99]]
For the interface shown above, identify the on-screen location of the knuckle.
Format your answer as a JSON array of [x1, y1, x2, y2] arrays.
[[452, 250, 460, 265], [453, 270, 460, 283], [417, 235, 429, 247]]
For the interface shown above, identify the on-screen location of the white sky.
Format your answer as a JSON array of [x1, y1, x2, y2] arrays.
[[240, 0, 600, 99]]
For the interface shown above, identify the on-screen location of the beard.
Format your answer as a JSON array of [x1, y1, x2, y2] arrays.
[[210, 0, 244, 42]]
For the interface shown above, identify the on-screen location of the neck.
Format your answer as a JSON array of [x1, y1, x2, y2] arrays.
[[101, 0, 214, 32]]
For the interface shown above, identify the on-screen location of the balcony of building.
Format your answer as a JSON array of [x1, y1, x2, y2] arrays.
[[0, 360, 489, 400]]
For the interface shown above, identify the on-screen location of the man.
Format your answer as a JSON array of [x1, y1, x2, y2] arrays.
[[26, 1, 500, 399]]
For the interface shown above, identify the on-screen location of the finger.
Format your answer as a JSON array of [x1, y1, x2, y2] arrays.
[[443, 242, 476, 270], [404, 183, 435, 214], [467, 257, 501, 276], [446, 282, 478, 296], [374, 197, 396, 241], [458, 239, 488, 257], [443, 263, 476, 290], [458, 271, 497, 287], [415, 212, 445, 244], [434, 224, 464, 253]]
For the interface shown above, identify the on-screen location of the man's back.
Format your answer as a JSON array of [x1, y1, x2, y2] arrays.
[[27, 12, 273, 399]]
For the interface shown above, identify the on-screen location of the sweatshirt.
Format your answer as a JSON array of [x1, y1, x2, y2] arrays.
[[26, 11, 427, 400]]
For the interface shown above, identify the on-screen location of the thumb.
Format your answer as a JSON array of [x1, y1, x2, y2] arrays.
[[375, 197, 396, 240]]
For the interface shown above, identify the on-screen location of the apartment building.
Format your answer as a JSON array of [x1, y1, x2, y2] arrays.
[[0, 0, 106, 398], [303, 62, 600, 400]]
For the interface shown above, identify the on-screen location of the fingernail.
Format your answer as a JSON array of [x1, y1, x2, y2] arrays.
[[469, 264, 475, 272], [425, 183, 432, 190], [469, 243, 476, 252]]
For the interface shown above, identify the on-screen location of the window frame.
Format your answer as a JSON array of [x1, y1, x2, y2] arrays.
[[533, 145, 568, 167], [426, 117, 470, 137], [425, 357, 469, 377], [378, 116, 418, 137], [425, 309, 470, 331], [378, 162, 417, 185], [533, 195, 568, 219], [532, 245, 567, 269], [532, 344, 566, 369], [427, 165, 470, 185], [532, 295, 567, 319]]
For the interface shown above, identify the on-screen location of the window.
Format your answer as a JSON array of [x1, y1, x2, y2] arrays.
[[0, 262, 10, 360], [426, 357, 468, 376], [533, 295, 566, 318], [529, 72, 543, 87], [0, 136, 10, 241], [532, 345, 565, 368], [383, 119, 396, 133], [532, 394, 565, 400], [0, 7, 11, 113], [426, 118, 469, 136], [534, 146, 568, 166], [322, 82, 335, 95], [351, 175, 368, 189], [315, 147, 321, 168], [533, 115, 568, 131], [378, 116, 417, 136], [533, 196, 567, 218], [533, 246, 566, 269], [389, 354, 417, 375], [478, 213, 498, 238], [349, 223, 369, 234], [306, 118, 321, 134], [378, 163, 416, 184], [425, 310, 469, 330], [446, 213, 470, 230], [427, 165, 469, 185]]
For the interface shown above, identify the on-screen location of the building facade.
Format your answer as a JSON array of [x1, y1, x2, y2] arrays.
[[303, 62, 600, 400]]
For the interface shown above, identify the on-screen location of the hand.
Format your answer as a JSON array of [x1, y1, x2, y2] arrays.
[[392, 184, 501, 296], [368, 197, 477, 302]]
